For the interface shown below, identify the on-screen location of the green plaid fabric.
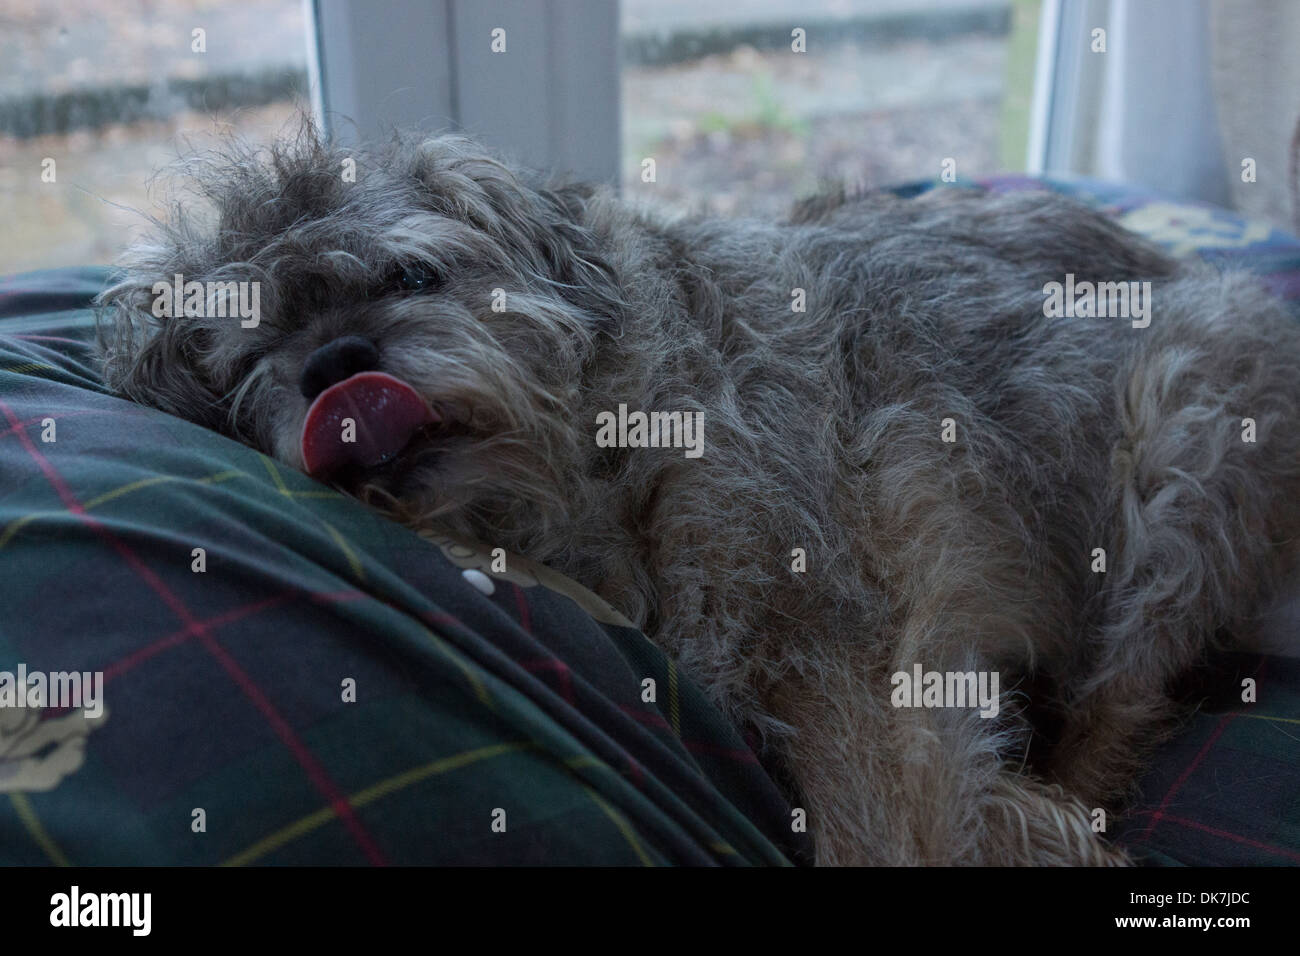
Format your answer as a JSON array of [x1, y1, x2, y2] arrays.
[[1113, 654, 1300, 865], [0, 268, 809, 866]]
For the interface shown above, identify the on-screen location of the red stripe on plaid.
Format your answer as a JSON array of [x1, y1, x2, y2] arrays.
[[102, 586, 367, 682], [0, 399, 389, 866], [626, 755, 645, 789], [80, 579, 359, 689], [522, 657, 574, 705], [422, 609, 473, 634], [311, 589, 367, 603], [617, 705, 763, 773], [511, 583, 532, 634], [1140, 713, 1237, 840], [620, 703, 761, 766], [683, 740, 762, 766], [25, 591, 272, 721], [1141, 659, 1270, 841], [38, 594, 299, 722], [101, 592, 297, 683], [40, 589, 369, 723], [1127, 809, 1300, 863]]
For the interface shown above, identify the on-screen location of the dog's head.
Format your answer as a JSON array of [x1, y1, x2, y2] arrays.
[[98, 125, 627, 543]]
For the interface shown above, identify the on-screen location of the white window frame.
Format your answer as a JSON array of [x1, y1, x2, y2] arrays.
[[1027, 0, 1227, 204], [306, 0, 620, 185]]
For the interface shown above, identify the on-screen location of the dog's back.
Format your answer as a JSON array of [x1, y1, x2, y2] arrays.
[[584, 182, 1300, 862]]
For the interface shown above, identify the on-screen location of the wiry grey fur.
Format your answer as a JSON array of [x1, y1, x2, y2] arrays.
[[98, 124, 1300, 865]]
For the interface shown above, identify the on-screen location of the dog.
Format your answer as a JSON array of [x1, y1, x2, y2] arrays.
[[98, 124, 1300, 865]]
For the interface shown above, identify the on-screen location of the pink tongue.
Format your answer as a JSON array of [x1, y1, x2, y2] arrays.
[[300, 371, 437, 477]]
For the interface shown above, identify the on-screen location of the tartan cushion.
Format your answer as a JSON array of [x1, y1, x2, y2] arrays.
[[0, 271, 809, 865]]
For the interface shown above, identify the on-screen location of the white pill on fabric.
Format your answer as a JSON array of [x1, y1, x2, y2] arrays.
[[462, 568, 495, 596]]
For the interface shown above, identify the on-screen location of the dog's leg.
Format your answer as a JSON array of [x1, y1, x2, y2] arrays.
[[765, 632, 1127, 865], [981, 774, 1130, 865], [744, 424, 1132, 863], [1054, 275, 1300, 807], [771, 689, 1130, 864]]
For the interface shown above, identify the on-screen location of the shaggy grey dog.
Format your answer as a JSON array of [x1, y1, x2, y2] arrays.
[[98, 126, 1300, 865]]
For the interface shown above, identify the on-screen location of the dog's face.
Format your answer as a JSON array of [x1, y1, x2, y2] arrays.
[[99, 129, 626, 543]]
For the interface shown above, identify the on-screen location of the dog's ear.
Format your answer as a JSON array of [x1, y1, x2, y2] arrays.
[[408, 137, 626, 333], [525, 179, 628, 334], [95, 273, 228, 431]]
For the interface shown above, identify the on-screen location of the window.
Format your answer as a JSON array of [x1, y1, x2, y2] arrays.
[[619, 0, 1043, 217], [0, 0, 311, 272]]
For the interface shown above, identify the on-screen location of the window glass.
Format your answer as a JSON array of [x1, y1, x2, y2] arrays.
[[0, 0, 309, 272], [620, 0, 1040, 216]]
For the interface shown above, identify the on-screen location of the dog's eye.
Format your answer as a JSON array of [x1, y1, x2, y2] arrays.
[[396, 265, 439, 292]]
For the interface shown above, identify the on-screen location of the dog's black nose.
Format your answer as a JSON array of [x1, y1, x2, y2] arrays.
[[300, 335, 381, 400]]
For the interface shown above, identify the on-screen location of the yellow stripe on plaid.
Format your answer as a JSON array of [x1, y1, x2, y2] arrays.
[[558, 754, 661, 865], [258, 454, 344, 499], [577, 784, 655, 866], [223, 741, 658, 867], [422, 627, 493, 706], [0, 469, 244, 551], [221, 742, 534, 866], [564, 754, 606, 771], [1, 362, 58, 375], [1233, 712, 1300, 727], [259, 454, 366, 580], [667, 658, 681, 736], [259, 454, 293, 494], [0, 510, 65, 551], [2, 439, 354, 582], [320, 519, 365, 582], [565, 755, 732, 864], [82, 469, 242, 510], [9, 793, 71, 866]]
